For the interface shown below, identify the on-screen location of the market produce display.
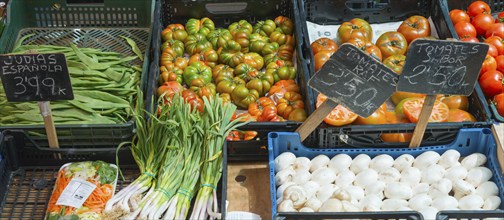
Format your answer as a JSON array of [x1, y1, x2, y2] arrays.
[[310, 15, 478, 142], [0, 35, 142, 125], [448, 1, 504, 118], [159, 16, 307, 122], [46, 161, 118, 220], [103, 90, 244, 220], [273, 150, 501, 219]]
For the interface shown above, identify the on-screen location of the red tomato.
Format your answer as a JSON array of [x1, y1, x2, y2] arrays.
[[485, 36, 504, 56], [403, 98, 450, 123], [311, 37, 338, 55], [495, 93, 504, 116], [486, 23, 504, 39], [455, 22, 477, 39], [397, 15, 431, 44], [479, 70, 504, 98], [441, 95, 469, 111], [472, 13, 495, 36], [496, 55, 504, 72], [447, 109, 477, 122], [467, 1, 491, 17], [376, 31, 408, 59], [450, 9, 471, 25], [314, 50, 334, 72], [497, 12, 504, 23], [461, 37, 479, 43], [481, 55, 497, 75], [316, 94, 358, 126], [487, 43, 499, 57]]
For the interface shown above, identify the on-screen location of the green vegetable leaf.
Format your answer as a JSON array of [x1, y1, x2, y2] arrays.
[[120, 36, 144, 61]]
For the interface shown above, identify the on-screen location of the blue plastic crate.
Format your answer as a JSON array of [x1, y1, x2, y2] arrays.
[[268, 128, 504, 219]]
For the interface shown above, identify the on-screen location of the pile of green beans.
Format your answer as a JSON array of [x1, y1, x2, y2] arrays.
[[0, 35, 143, 125]]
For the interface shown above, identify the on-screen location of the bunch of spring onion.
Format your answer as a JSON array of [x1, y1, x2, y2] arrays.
[[104, 89, 245, 219]]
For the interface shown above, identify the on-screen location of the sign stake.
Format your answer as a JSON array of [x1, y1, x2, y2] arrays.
[[38, 101, 59, 148], [408, 95, 437, 148], [296, 99, 338, 141]]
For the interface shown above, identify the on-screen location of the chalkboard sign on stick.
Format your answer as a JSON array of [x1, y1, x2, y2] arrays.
[[296, 44, 399, 141], [308, 44, 399, 117], [0, 53, 73, 102], [398, 39, 488, 96]]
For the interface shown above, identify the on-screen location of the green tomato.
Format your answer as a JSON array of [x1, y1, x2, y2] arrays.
[[183, 62, 212, 87], [253, 19, 277, 37], [185, 34, 213, 55], [231, 84, 259, 109]]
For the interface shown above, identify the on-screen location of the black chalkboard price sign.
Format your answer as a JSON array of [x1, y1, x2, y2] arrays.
[[296, 44, 399, 141], [0, 53, 73, 102], [398, 39, 488, 96]]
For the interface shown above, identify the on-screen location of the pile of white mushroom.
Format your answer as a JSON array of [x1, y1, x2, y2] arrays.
[[274, 150, 502, 219]]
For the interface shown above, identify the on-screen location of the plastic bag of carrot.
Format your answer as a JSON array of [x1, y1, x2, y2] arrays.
[[45, 161, 118, 220]]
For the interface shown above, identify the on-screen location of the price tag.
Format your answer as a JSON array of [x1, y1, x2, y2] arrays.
[[398, 39, 488, 96], [0, 53, 73, 102], [56, 178, 97, 208], [296, 44, 398, 141]]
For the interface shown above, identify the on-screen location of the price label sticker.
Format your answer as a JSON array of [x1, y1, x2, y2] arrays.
[[0, 53, 73, 102], [397, 39, 488, 96], [56, 178, 96, 208]]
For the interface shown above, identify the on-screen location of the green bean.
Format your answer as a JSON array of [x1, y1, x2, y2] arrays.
[[120, 36, 144, 61]]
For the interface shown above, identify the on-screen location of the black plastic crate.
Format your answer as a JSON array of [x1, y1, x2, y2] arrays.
[[297, 0, 493, 148], [440, 0, 504, 122], [0, 129, 227, 219], [0, 0, 156, 148], [153, 0, 316, 158]]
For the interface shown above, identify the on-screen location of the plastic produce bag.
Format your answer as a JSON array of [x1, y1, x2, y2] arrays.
[[45, 161, 118, 220]]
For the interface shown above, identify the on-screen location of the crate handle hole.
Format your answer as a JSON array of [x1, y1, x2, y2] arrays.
[[269, 133, 278, 139], [235, 175, 246, 183], [205, 3, 247, 14]]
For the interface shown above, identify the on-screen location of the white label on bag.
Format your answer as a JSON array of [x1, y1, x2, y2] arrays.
[[56, 178, 96, 208]]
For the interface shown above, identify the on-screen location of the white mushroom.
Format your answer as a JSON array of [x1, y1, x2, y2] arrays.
[[328, 154, 353, 174], [378, 167, 401, 183], [278, 199, 297, 212], [438, 149, 461, 168], [394, 154, 415, 171], [453, 179, 476, 196], [277, 182, 295, 199], [305, 197, 323, 211], [401, 167, 422, 186], [408, 194, 432, 211], [445, 165, 468, 182], [310, 155, 330, 172], [360, 195, 383, 211], [319, 199, 343, 212], [461, 153, 487, 170], [459, 194, 484, 210], [350, 154, 371, 174], [275, 168, 296, 186], [397, 207, 413, 211], [293, 157, 311, 172], [412, 183, 430, 195], [342, 200, 361, 212], [466, 167, 492, 187], [413, 151, 441, 170], [311, 167, 337, 186], [316, 184, 337, 203], [432, 195, 458, 210], [384, 182, 413, 200], [302, 181, 320, 199], [369, 154, 394, 171], [483, 196, 501, 210], [299, 207, 314, 212], [283, 185, 307, 209], [333, 186, 365, 202], [475, 181, 499, 199], [429, 178, 453, 199], [421, 164, 445, 184], [419, 207, 438, 220], [382, 199, 408, 211], [293, 170, 311, 185], [335, 169, 356, 187], [354, 169, 378, 188], [365, 181, 386, 200], [275, 152, 296, 172]]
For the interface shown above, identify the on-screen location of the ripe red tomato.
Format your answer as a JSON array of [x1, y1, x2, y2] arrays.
[[461, 37, 479, 43], [486, 23, 504, 39], [467, 1, 491, 17], [397, 15, 431, 44], [488, 44, 499, 57], [495, 93, 504, 116], [497, 12, 504, 23], [496, 55, 504, 72], [481, 55, 497, 75], [472, 13, 495, 36], [450, 9, 471, 25], [314, 50, 334, 72], [311, 37, 338, 55], [479, 70, 504, 98], [485, 36, 504, 56], [455, 22, 477, 39]]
